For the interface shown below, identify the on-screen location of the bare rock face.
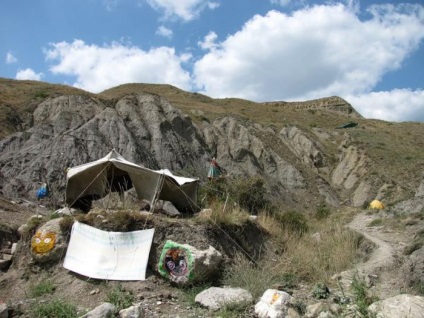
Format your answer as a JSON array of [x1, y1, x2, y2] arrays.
[[279, 126, 327, 169], [202, 117, 305, 191], [368, 294, 424, 318], [0, 93, 209, 200]]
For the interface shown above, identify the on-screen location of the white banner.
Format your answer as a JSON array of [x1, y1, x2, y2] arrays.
[[63, 222, 154, 281]]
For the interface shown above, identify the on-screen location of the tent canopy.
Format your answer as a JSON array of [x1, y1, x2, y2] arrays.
[[65, 150, 199, 212]]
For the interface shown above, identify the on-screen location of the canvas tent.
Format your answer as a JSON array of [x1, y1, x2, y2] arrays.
[[65, 150, 199, 212]]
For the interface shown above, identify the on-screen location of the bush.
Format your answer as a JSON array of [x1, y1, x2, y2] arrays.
[[30, 280, 55, 297], [275, 211, 309, 235], [199, 176, 269, 214], [222, 253, 280, 299], [106, 285, 134, 311], [315, 202, 331, 220], [350, 275, 379, 317], [232, 176, 269, 214], [33, 299, 78, 318]]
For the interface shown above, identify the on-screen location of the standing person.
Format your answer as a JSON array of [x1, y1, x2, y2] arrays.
[[208, 157, 222, 180]]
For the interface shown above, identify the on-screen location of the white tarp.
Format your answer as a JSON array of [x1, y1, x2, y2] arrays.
[[63, 222, 155, 281]]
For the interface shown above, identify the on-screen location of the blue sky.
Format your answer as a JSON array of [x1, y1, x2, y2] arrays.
[[1, 0, 423, 122]]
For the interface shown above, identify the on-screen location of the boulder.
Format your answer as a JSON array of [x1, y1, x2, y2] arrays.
[[157, 240, 222, 285], [30, 217, 68, 263], [80, 302, 116, 318], [0, 302, 8, 318], [254, 289, 293, 318], [368, 294, 424, 318], [195, 286, 253, 311], [119, 304, 144, 318]]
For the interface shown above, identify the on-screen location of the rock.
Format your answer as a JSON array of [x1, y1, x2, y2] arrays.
[[17, 215, 44, 238], [0, 302, 8, 318], [54, 207, 79, 215], [119, 304, 144, 318], [407, 246, 424, 286], [139, 200, 151, 212], [287, 308, 301, 318], [2, 254, 13, 261], [80, 302, 116, 318], [305, 302, 328, 318], [254, 289, 293, 318], [195, 286, 253, 311], [415, 176, 424, 197], [0, 259, 11, 271], [279, 126, 327, 168], [317, 312, 334, 318], [157, 240, 222, 285], [30, 217, 68, 263], [11, 243, 17, 254], [0, 93, 209, 202], [155, 201, 181, 217], [368, 294, 424, 318]]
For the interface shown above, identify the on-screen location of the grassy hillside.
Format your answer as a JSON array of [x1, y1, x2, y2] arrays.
[[1, 77, 423, 195]]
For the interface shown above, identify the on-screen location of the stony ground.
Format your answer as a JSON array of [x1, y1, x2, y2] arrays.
[[1, 195, 423, 317]]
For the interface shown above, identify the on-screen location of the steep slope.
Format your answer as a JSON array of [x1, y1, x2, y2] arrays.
[[0, 78, 423, 212]]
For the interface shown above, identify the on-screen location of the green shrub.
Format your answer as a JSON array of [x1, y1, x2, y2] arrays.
[[199, 176, 269, 214], [106, 285, 134, 311], [232, 176, 269, 214], [351, 275, 378, 317], [312, 282, 330, 299], [30, 280, 55, 297], [32, 299, 78, 318], [275, 211, 309, 235], [315, 202, 331, 220]]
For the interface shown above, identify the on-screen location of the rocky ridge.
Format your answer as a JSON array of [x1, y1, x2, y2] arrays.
[[1, 83, 419, 211]]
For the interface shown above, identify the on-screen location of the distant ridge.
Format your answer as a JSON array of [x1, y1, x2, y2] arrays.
[[262, 96, 363, 118]]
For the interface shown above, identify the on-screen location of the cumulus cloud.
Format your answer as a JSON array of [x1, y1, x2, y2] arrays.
[[156, 25, 173, 38], [198, 32, 218, 50], [346, 89, 424, 122], [193, 3, 424, 103], [145, 0, 220, 21], [15, 68, 43, 81], [270, 0, 292, 7], [6, 52, 17, 64], [44, 40, 192, 93]]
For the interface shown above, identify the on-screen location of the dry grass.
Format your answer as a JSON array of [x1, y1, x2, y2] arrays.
[[195, 201, 251, 226], [224, 210, 363, 296], [278, 220, 362, 282]]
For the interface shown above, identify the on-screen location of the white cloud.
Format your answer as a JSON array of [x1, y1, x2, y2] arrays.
[[346, 89, 424, 122], [44, 39, 192, 93], [145, 0, 220, 21], [103, 0, 118, 11], [15, 68, 43, 81], [198, 31, 218, 50], [156, 25, 173, 38], [193, 3, 424, 104], [6, 52, 17, 64], [270, 0, 292, 7]]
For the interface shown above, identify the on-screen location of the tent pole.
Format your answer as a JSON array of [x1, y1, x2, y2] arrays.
[[149, 173, 164, 213]]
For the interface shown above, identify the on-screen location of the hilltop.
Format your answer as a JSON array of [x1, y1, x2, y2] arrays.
[[0, 77, 423, 317]]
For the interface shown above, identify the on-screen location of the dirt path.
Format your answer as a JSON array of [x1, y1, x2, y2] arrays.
[[337, 212, 409, 299]]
